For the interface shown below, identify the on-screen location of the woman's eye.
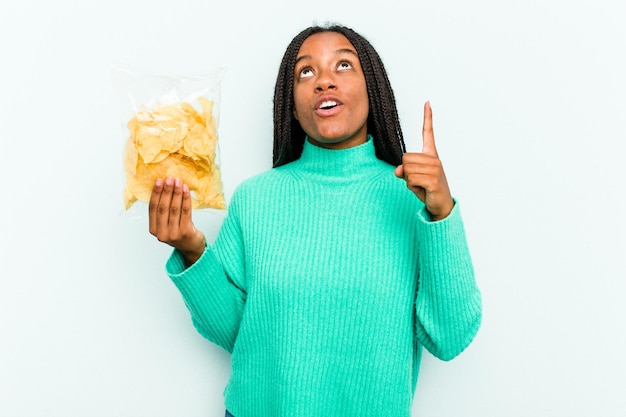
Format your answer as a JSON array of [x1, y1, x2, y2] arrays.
[[299, 67, 314, 78], [338, 61, 352, 70]]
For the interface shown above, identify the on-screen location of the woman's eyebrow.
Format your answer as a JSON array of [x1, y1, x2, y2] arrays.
[[295, 48, 359, 65], [334, 48, 358, 58], [295, 55, 311, 66]]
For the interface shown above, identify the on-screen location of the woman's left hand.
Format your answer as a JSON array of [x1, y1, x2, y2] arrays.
[[394, 101, 454, 221]]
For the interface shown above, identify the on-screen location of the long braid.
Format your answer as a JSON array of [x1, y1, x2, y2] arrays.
[[272, 29, 311, 167], [344, 27, 406, 166], [273, 24, 406, 167]]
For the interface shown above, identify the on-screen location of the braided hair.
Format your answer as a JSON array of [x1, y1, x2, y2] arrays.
[[272, 24, 406, 168]]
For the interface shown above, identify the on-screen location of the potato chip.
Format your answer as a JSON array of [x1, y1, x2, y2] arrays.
[[123, 97, 226, 210]]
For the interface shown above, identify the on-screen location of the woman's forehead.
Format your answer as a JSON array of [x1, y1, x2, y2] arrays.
[[296, 32, 356, 57]]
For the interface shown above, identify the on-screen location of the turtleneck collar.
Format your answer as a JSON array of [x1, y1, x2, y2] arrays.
[[285, 135, 390, 184]]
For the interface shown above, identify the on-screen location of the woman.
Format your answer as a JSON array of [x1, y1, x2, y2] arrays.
[[149, 24, 481, 417]]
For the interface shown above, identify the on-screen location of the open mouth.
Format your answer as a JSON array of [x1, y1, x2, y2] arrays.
[[319, 100, 338, 110]]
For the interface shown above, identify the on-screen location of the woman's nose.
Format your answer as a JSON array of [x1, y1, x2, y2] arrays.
[[315, 70, 336, 91]]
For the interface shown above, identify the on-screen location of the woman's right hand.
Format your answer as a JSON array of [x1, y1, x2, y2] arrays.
[[149, 177, 206, 266]]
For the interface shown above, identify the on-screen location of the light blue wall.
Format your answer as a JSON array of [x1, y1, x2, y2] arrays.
[[1, 0, 625, 415]]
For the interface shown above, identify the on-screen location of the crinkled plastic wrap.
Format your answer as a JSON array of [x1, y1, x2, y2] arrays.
[[113, 66, 227, 214]]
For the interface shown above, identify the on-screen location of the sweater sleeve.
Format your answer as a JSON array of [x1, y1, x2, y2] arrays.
[[165, 196, 247, 354], [414, 201, 482, 361]]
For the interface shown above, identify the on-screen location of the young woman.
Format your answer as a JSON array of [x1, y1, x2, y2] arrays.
[[149, 24, 482, 417]]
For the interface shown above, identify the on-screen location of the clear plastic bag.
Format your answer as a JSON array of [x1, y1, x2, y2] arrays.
[[113, 66, 227, 215]]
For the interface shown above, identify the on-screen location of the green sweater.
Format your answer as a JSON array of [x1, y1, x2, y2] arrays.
[[166, 137, 482, 417]]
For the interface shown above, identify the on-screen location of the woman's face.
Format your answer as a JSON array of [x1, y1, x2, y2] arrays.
[[292, 32, 369, 149]]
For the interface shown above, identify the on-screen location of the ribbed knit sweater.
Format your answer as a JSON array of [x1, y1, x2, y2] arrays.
[[166, 137, 482, 417]]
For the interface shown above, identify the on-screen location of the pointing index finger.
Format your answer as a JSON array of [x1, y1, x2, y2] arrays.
[[422, 101, 438, 157]]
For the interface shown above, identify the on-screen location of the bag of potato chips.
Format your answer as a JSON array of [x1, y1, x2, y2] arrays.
[[113, 66, 227, 215]]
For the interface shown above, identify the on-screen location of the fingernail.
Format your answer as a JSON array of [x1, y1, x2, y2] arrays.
[[165, 177, 173, 186], [155, 178, 163, 187], [175, 178, 182, 187]]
